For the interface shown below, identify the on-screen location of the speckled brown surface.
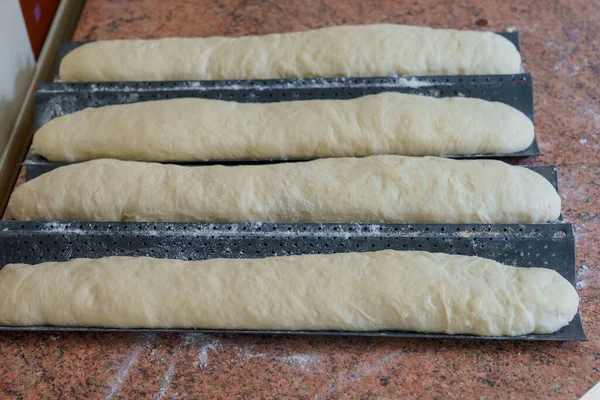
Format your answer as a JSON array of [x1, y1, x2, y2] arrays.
[[1, 0, 599, 398]]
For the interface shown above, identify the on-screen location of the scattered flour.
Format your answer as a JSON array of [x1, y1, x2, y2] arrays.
[[283, 354, 321, 371], [571, 65, 580, 76], [394, 77, 443, 88], [105, 348, 142, 399], [191, 334, 222, 369], [39, 76, 450, 94], [319, 352, 401, 397], [170, 333, 323, 373], [36, 221, 86, 235], [553, 61, 568, 71], [576, 265, 589, 290], [236, 350, 322, 372], [156, 333, 198, 399], [427, 89, 441, 97], [27, 221, 416, 239], [105, 334, 155, 399], [581, 105, 600, 129], [553, 60, 581, 76], [36, 96, 66, 129], [156, 360, 176, 400]]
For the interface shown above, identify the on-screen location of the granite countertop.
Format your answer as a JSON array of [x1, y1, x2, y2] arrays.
[[1, 0, 599, 398]]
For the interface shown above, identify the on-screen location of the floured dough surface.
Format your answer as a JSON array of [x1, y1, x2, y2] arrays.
[[0, 251, 578, 335], [7, 156, 561, 223], [59, 24, 521, 82], [33, 93, 534, 162]]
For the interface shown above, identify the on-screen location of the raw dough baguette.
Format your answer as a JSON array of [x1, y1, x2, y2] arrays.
[[59, 24, 521, 82], [7, 156, 561, 223], [33, 93, 534, 162], [0, 251, 578, 335]]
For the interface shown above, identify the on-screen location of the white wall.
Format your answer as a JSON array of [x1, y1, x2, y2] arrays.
[[0, 0, 36, 151]]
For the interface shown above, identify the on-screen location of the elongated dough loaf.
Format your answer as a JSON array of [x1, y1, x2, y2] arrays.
[[33, 93, 534, 162], [7, 156, 561, 223], [59, 24, 521, 82], [0, 251, 578, 335]]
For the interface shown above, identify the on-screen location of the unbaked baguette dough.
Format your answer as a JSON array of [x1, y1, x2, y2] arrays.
[[59, 24, 521, 82], [33, 93, 534, 162], [7, 156, 561, 223], [0, 251, 578, 335]]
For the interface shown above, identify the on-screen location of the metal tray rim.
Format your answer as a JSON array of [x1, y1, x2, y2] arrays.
[[0, 221, 585, 341], [0, 313, 586, 342]]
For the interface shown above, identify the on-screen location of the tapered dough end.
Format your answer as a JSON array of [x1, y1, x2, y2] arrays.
[[60, 41, 133, 82], [489, 33, 522, 74], [517, 268, 579, 334], [59, 43, 101, 82], [32, 117, 71, 162], [512, 165, 562, 223], [5, 182, 35, 221], [59, 45, 84, 82], [445, 98, 534, 154], [6, 159, 124, 222], [545, 187, 563, 222], [495, 102, 535, 153]]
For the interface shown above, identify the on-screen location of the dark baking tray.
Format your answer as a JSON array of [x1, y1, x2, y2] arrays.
[[32, 73, 538, 164], [0, 221, 584, 340]]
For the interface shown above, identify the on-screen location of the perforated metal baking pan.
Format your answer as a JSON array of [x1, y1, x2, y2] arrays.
[[31, 73, 537, 165], [0, 221, 584, 340]]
